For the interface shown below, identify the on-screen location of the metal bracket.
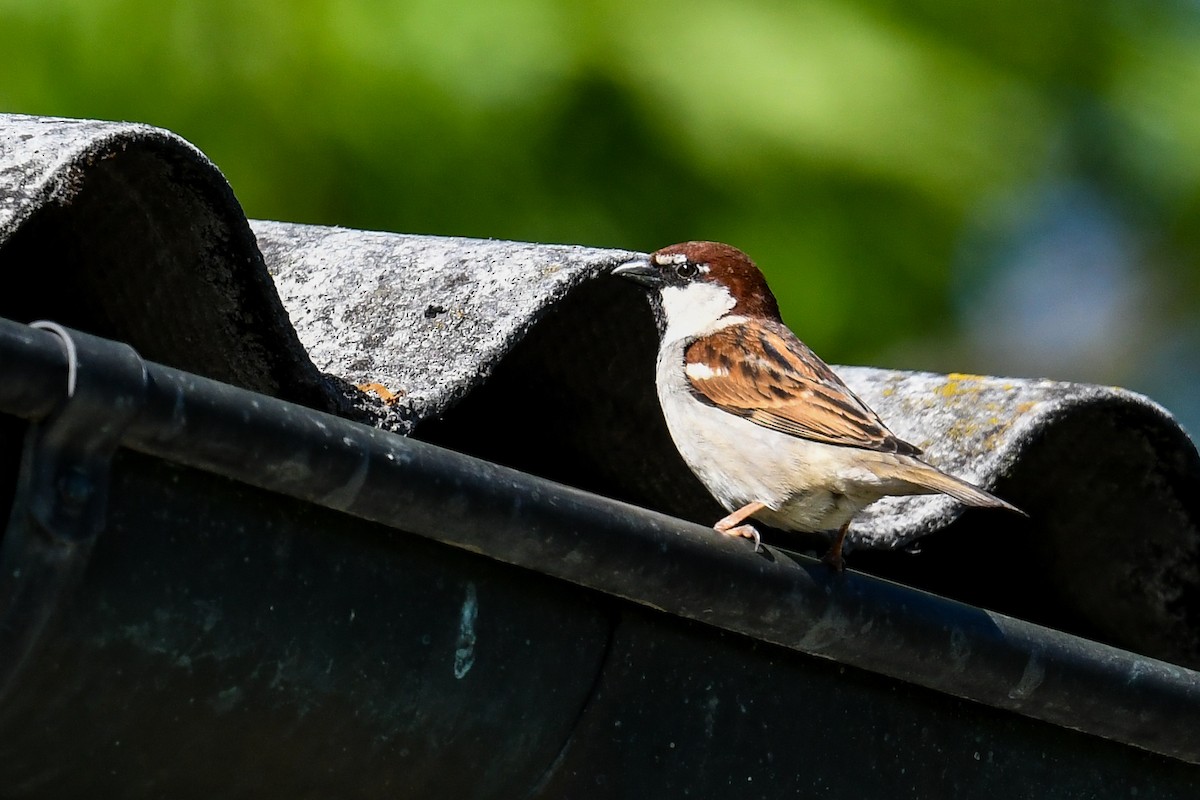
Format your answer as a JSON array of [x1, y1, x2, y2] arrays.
[[0, 322, 147, 699]]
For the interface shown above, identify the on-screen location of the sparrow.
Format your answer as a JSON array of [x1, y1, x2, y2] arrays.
[[613, 241, 1022, 571]]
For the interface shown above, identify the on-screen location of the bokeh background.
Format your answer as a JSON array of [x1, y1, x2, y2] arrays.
[[3, 0, 1198, 434]]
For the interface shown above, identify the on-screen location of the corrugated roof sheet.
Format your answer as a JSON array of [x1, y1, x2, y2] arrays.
[[2, 112, 1197, 670]]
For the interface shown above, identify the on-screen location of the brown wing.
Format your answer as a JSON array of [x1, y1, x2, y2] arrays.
[[684, 321, 921, 455]]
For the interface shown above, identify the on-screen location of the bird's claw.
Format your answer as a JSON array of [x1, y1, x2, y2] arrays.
[[718, 523, 762, 553]]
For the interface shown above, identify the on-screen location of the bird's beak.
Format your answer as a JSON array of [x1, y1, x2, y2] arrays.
[[612, 256, 662, 288]]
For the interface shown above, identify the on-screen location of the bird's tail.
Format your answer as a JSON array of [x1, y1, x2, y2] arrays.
[[872, 458, 1025, 516]]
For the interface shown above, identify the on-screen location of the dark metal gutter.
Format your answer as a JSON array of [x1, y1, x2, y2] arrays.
[[2, 316, 1199, 768]]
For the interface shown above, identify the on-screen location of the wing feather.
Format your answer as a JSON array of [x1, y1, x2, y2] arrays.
[[684, 322, 921, 455]]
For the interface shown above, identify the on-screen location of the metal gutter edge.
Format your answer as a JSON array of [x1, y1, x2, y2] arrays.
[[2, 316, 1198, 765]]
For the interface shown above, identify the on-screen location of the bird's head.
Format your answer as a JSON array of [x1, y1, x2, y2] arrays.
[[613, 241, 782, 341]]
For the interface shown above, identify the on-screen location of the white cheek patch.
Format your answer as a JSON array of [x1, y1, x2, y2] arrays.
[[685, 360, 729, 381], [659, 283, 737, 343]]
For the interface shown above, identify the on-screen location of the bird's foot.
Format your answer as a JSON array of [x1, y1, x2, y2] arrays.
[[716, 523, 762, 553], [820, 547, 845, 573], [713, 502, 766, 553]]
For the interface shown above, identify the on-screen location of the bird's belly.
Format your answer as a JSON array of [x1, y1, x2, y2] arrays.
[[756, 493, 860, 533], [657, 392, 881, 532], [656, 364, 888, 532]]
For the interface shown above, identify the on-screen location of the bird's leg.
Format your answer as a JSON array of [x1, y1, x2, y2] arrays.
[[714, 501, 767, 553], [821, 521, 851, 573]]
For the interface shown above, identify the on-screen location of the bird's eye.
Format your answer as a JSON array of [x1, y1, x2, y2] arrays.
[[675, 262, 699, 279]]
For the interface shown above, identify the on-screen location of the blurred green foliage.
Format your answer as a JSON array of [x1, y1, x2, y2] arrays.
[[2, 0, 1199, 380]]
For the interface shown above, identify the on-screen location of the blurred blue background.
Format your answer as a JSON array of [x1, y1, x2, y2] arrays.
[[3, 0, 1197, 435]]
